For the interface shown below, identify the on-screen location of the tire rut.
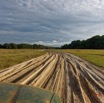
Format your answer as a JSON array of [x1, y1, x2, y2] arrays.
[[0, 52, 104, 103]]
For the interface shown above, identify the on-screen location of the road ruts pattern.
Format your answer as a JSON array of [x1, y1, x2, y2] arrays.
[[0, 52, 104, 103]]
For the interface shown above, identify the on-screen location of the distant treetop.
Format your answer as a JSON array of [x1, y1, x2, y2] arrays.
[[0, 43, 54, 49], [61, 35, 104, 49]]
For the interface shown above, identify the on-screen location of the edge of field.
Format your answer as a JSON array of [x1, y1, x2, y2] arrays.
[[49, 49, 104, 69], [0, 49, 46, 70]]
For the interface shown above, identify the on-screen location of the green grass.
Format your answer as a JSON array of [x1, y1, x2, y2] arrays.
[[0, 49, 104, 70], [51, 49, 104, 68], [0, 49, 46, 70]]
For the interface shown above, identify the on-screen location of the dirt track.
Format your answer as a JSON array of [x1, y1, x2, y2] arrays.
[[0, 52, 104, 103]]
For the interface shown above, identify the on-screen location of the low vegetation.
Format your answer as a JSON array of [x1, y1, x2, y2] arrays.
[[0, 49, 46, 70]]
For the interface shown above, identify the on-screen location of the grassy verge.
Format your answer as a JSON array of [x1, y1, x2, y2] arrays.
[[0, 49, 104, 69], [0, 49, 46, 70], [51, 49, 104, 68]]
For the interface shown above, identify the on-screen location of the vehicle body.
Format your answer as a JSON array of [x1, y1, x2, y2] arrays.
[[0, 82, 61, 103]]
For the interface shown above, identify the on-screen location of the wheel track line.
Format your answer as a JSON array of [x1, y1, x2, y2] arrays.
[[64, 59, 71, 103], [0, 52, 104, 103], [16, 65, 43, 84], [30, 75, 41, 86], [67, 55, 94, 103], [60, 61, 66, 103], [44, 68, 58, 91], [78, 61, 104, 80], [43, 54, 60, 91], [0, 53, 48, 77], [80, 58, 104, 75], [84, 70, 104, 92], [36, 54, 58, 88], [2, 54, 52, 83], [54, 55, 64, 98], [58, 57, 65, 102], [49, 57, 61, 92], [51, 68, 60, 92], [79, 73, 102, 103], [75, 61, 104, 91], [77, 73, 91, 103], [0, 61, 29, 78], [41, 57, 58, 88], [50, 56, 62, 93], [0, 59, 33, 74], [65, 54, 87, 103], [75, 59, 104, 82], [17, 53, 53, 84], [55, 68, 61, 94], [88, 66, 104, 81], [67, 63, 85, 103], [90, 65, 104, 75], [75, 63, 104, 102], [67, 54, 104, 91], [20, 54, 55, 85], [77, 63, 104, 91], [0, 54, 49, 81], [39, 54, 58, 88], [67, 54, 102, 103], [33, 54, 58, 87], [11, 54, 54, 83], [53, 54, 64, 95], [36, 55, 57, 88], [69, 53, 104, 75]]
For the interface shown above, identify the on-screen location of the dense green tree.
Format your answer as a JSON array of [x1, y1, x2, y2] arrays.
[[17, 44, 33, 49], [0, 43, 54, 49], [61, 35, 104, 49], [60, 44, 69, 49], [0, 44, 2, 48]]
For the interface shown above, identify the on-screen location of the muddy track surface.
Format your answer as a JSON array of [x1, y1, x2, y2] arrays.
[[0, 52, 104, 103]]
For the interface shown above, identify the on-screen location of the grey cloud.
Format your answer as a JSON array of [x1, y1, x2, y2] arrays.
[[0, 0, 104, 46]]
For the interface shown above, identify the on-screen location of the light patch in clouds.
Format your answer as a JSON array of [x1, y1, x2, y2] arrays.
[[0, 0, 104, 46], [35, 40, 70, 47]]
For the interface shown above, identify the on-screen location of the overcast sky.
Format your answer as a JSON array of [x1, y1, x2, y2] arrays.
[[0, 0, 104, 46]]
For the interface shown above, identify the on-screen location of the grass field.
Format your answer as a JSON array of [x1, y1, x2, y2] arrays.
[[57, 49, 104, 68], [0, 49, 46, 70], [0, 49, 104, 70]]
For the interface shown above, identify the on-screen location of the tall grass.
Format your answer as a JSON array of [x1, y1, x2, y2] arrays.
[[0, 49, 104, 69], [0, 49, 46, 70]]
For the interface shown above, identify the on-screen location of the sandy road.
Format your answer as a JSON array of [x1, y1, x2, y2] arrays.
[[0, 52, 104, 103]]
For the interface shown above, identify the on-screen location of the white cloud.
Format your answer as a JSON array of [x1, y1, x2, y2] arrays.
[[34, 41, 70, 47]]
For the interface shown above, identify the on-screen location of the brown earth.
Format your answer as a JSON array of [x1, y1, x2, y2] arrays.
[[0, 52, 104, 103]]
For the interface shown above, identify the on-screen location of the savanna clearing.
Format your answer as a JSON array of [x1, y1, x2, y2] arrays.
[[0, 49, 45, 70], [0, 49, 104, 70]]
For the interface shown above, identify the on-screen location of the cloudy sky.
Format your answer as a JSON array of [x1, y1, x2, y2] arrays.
[[0, 0, 104, 46]]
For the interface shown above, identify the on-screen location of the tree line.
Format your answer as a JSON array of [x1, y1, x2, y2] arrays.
[[61, 35, 104, 49], [0, 43, 54, 49], [0, 35, 104, 49]]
